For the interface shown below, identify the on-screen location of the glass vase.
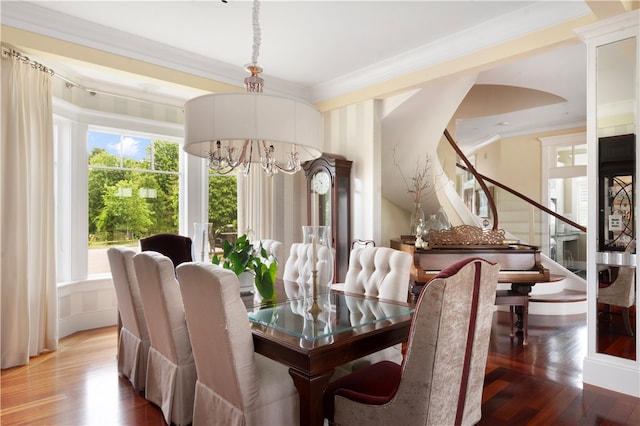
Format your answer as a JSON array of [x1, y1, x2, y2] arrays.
[[435, 206, 451, 230], [422, 214, 438, 241], [301, 226, 334, 312], [410, 202, 426, 236], [192, 222, 212, 262]]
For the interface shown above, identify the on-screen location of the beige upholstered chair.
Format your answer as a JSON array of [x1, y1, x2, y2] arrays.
[[107, 246, 150, 392], [253, 239, 283, 261], [324, 257, 500, 426], [599, 266, 636, 336], [133, 251, 196, 426], [175, 262, 300, 426], [351, 239, 375, 249], [139, 233, 193, 267], [337, 246, 413, 371], [282, 242, 333, 293], [343, 246, 412, 302], [252, 239, 284, 279]]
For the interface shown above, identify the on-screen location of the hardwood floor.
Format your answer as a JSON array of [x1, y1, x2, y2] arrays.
[[2, 311, 639, 425], [479, 312, 639, 425]]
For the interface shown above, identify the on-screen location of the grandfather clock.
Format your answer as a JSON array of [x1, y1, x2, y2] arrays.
[[303, 153, 352, 282]]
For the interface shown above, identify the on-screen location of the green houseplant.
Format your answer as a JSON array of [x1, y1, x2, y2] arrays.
[[212, 234, 278, 304]]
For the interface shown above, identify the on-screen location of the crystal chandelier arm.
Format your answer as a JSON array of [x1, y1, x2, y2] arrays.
[[259, 141, 301, 175], [208, 140, 252, 175]]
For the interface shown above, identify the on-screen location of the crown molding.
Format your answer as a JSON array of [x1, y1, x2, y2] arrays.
[[311, 2, 592, 102]]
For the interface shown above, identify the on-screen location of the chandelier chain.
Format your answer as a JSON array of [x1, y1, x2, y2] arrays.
[[203, 0, 307, 177], [251, 0, 261, 66]]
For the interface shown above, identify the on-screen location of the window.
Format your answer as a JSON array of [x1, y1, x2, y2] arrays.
[[553, 143, 587, 167], [208, 172, 238, 251], [87, 128, 180, 275], [541, 133, 587, 275]]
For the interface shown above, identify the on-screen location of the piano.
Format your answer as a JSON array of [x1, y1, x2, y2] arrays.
[[390, 238, 552, 295]]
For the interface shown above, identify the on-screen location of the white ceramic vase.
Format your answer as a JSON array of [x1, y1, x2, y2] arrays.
[[238, 270, 255, 295]]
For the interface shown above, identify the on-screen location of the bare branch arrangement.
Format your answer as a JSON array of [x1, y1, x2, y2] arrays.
[[393, 145, 433, 205]]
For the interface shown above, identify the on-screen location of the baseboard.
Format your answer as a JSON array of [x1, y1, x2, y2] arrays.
[[58, 308, 118, 338]]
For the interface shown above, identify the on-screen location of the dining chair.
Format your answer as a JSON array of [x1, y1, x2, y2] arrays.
[[253, 239, 283, 260], [139, 233, 193, 267], [599, 265, 636, 336], [175, 261, 300, 426], [107, 246, 150, 392], [343, 246, 412, 302], [323, 257, 500, 426], [335, 246, 413, 372], [351, 239, 376, 249], [282, 242, 334, 291], [133, 251, 196, 426], [252, 239, 284, 279]]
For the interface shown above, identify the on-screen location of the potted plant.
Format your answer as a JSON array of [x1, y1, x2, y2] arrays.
[[212, 234, 278, 304]]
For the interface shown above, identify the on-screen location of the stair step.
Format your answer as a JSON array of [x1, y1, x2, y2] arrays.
[[529, 289, 587, 303]]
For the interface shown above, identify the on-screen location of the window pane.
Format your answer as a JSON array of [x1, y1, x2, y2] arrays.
[[208, 174, 238, 250], [153, 140, 179, 172], [574, 144, 587, 165], [555, 146, 573, 167], [88, 131, 179, 275], [122, 135, 151, 170], [88, 131, 121, 166]]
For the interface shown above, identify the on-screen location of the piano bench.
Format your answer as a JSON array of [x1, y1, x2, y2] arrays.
[[495, 290, 529, 346]]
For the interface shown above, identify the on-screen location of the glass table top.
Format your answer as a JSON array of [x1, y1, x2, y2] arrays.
[[247, 291, 414, 342]]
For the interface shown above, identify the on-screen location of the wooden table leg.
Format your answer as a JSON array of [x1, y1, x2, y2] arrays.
[[289, 368, 335, 426]]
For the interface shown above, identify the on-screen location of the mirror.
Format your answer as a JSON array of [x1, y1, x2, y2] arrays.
[[596, 37, 637, 360]]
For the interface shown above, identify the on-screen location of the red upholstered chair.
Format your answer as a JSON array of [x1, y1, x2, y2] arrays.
[[139, 233, 193, 267], [323, 257, 500, 426]]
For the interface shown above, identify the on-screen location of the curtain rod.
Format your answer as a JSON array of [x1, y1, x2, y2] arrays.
[[1, 45, 183, 110], [2, 46, 53, 75]]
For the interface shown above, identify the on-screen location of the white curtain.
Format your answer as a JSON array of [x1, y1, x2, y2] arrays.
[[1, 53, 58, 368], [237, 167, 273, 240]]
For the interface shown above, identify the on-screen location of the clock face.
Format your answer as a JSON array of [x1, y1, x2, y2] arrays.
[[312, 171, 331, 195]]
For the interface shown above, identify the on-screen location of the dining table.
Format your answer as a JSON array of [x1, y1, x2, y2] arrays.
[[244, 283, 414, 426]]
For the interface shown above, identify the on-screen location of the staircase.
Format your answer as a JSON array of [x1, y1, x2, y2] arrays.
[[440, 133, 587, 316]]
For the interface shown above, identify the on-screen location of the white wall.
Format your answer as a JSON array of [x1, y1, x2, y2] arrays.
[[58, 277, 118, 338], [323, 100, 381, 244]]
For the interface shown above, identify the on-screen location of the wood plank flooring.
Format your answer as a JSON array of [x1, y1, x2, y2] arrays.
[[2, 311, 639, 425]]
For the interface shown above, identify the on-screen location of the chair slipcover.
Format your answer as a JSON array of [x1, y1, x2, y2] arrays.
[[599, 266, 636, 336], [324, 257, 500, 426], [107, 246, 150, 392], [133, 251, 196, 426], [337, 246, 413, 371], [176, 262, 299, 426], [139, 233, 193, 267]]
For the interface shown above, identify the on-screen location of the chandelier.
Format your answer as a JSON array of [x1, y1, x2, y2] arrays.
[[183, 0, 322, 176]]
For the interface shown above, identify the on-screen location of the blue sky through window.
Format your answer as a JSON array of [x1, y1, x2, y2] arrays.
[[88, 131, 151, 162]]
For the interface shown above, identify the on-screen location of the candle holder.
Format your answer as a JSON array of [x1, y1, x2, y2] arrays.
[[301, 226, 333, 314], [308, 270, 322, 315], [193, 223, 213, 262]]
